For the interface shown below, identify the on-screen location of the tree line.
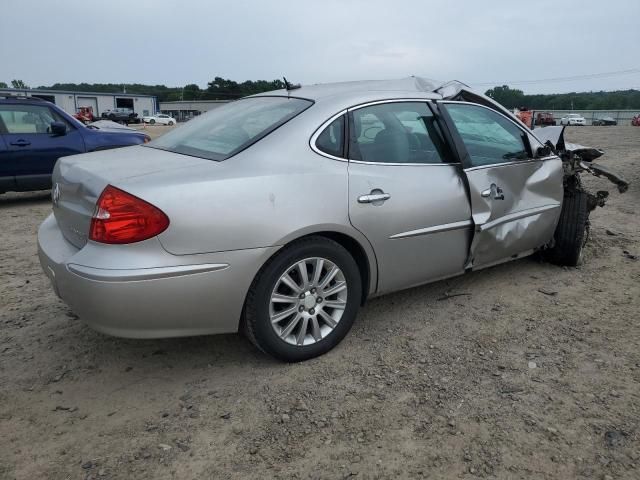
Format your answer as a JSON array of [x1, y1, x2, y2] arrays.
[[3, 78, 640, 110], [485, 85, 640, 110], [0, 78, 286, 102]]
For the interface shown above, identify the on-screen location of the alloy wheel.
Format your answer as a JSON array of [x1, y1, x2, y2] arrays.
[[269, 257, 348, 346]]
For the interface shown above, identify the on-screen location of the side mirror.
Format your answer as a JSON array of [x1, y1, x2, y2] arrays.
[[536, 145, 552, 157], [50, 121, 67, 136]]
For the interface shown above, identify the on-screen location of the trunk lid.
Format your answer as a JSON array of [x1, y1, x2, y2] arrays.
[[52, 145, 212, 248]]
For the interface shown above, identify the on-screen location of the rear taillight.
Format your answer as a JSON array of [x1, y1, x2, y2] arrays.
[[89, 185, 169, 244]]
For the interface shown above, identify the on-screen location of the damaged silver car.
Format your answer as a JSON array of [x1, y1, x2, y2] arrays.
[[37, 77, 628, 361]]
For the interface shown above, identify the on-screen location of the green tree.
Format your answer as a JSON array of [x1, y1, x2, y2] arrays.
[[11, 79, 28, 89], [203, 77, 286, 100], [485, 85, 525, 109], [206, 77, 242, 99], [182, 83, 201, 100], [0, 82, 7, 88], [485, 85, 640, 110]]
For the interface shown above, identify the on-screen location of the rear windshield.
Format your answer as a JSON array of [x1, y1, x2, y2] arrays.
[[146, 96, 312, 161]]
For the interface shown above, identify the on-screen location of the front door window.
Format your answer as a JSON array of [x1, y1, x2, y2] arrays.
[[443, 103, 530, 167], [0, 104, 69, 134]]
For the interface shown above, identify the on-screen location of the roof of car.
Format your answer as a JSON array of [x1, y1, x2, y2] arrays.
[[253, 77, 444, 102], [0, 94, 50, 103]]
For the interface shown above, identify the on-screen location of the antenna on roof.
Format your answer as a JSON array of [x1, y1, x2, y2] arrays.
[[283, 77, 301, 91]]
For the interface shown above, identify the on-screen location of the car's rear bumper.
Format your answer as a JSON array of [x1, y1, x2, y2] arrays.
[[37, 214, 277, 338]]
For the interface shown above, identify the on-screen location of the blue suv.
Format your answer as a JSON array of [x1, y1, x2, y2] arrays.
[[0, 95, 150, 194]]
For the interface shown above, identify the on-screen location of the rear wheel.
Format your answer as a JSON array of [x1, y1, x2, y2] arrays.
[[545, 189, 589, 266], [243, 236, 362, 362], [150, 119, 156, 124]]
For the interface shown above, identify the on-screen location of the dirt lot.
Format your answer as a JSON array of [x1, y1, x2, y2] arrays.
[[1, 126, 638, 480]]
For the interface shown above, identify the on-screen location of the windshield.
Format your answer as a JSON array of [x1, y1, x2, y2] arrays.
[[147, 96, 312, 161]]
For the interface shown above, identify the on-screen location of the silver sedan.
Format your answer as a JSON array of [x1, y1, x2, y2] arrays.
[[38, 77, 619, 361]]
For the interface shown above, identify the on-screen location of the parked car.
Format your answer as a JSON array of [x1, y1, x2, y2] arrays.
[[560, 113, 586, 126], [37, 78, 628, 362], [592, 116, 617, 126], [534, 112, 556, 126], [0, 95, 150, 194], [142, 113, 176, 125], [631, 114, 640, 126], [101, 108, 139, 125]]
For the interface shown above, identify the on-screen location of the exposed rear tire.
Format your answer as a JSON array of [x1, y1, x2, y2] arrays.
[[243, 236, 362, 362], [545, 190, 589, 266]]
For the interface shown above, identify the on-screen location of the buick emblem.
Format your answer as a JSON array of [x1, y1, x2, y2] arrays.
[[52, 183, 61, 206]]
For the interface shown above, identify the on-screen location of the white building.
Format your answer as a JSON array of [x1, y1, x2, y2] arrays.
[[0, 88, 157, 118], [159, 100, 230, 122]]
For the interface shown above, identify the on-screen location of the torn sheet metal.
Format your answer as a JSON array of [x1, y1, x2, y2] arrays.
[[583, 162, 629, 193]]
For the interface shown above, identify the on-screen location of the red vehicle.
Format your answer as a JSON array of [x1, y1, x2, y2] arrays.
[[73, 106, 97, 124], [632, 114, 640, 126], [535, 112, 556, 126], [515, 108, 533, 128]]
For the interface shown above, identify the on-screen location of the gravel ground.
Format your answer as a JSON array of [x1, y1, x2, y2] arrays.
[[0, 126, 638, 480]]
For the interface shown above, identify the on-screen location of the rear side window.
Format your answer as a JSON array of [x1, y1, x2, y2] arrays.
[[315, 115, 345, 157], [348, 102, 448, 164], [148, 97, 312, 161]]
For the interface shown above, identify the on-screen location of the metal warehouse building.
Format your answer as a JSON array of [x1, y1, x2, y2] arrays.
[[0, 88, 157, 118]]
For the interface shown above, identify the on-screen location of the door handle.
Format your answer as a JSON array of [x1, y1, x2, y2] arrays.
[[10, 139, 31, 147], [358, 192, 391, 204], [481, 184, 504, 200]]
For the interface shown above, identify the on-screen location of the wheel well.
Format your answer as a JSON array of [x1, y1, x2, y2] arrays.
[[239, 231, 373, 334], [247, 231, 372, 307], [310, 231, 371, 304]]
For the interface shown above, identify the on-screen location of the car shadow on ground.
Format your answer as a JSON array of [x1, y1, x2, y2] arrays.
[[62, 255, 550, 372], [73, 325, 281, 371]]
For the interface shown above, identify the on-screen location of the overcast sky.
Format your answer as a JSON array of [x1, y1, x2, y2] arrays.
[[2, 0, 639, 94]]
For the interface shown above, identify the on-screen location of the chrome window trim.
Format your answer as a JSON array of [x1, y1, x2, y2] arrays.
[[309, 99, 460, 165], [350, 160, 457, 167], [347, 98, 436, 111], [463, 155, 558, 172], [309, 109, 349, 162]]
